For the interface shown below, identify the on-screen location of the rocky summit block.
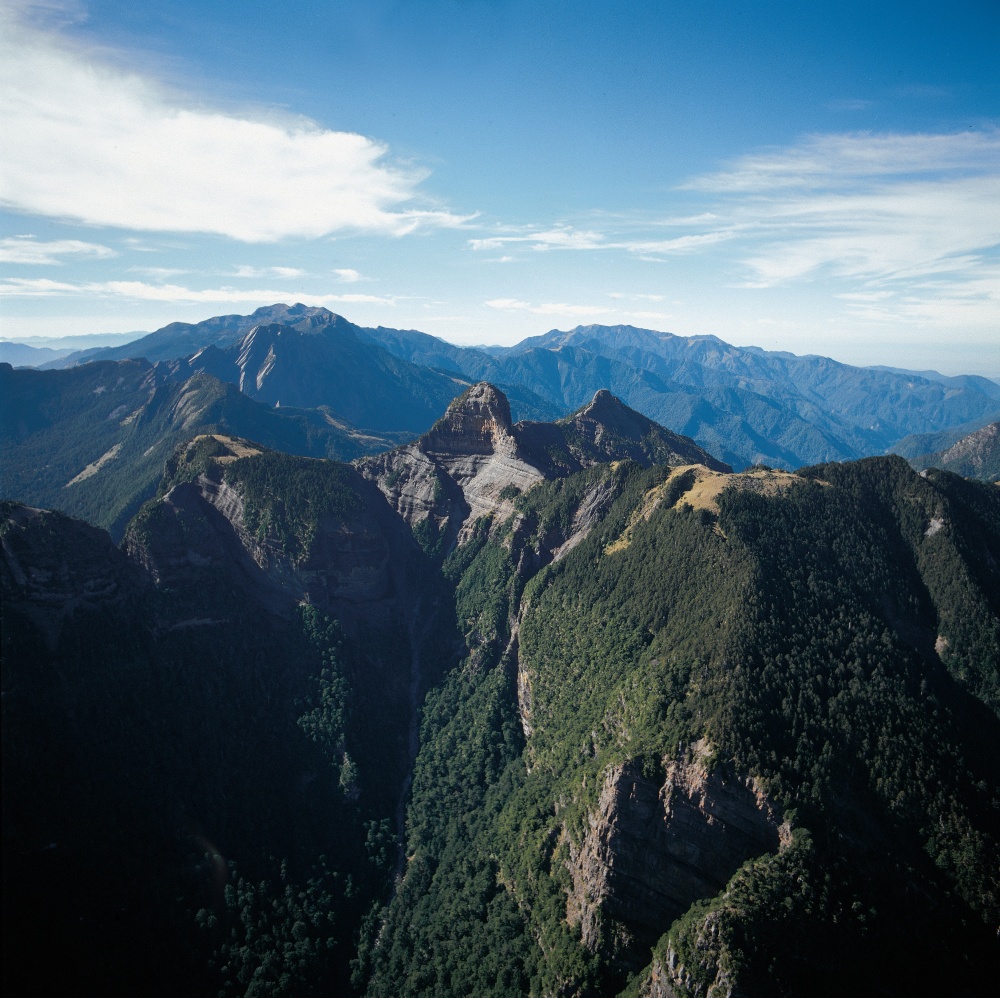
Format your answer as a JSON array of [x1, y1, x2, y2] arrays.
[[357, 382, 729, 555]]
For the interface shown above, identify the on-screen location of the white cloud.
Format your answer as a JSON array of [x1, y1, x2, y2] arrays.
[[0, 277, 396, 306], [231, 265, 307, 279], [0, 235, 116, 264], [686, 130, 1000, 193], [485, 298, 612, 317], [333, 268, 365, 282], [128, 266, 188, 278], [669, 129, 1000, 328], [834, 264, 1000, 328], [484, 297, 676, 325], [469, 224, 732, 258], [470, 227, 606, 252], [0, 8, 468, 241]]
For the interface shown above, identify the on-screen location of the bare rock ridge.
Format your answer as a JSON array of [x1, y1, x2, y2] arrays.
[[358, 382, 730, 552], [420, 381, 518, 457]]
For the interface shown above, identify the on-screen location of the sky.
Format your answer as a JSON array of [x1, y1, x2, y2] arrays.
[[1, 0, 998, 375]]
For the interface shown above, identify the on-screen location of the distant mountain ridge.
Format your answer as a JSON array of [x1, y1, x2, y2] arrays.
[[0, 360, 409, 538], [31, 305, 1000, 471]]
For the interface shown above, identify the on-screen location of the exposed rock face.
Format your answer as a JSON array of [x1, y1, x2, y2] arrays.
[[359, 383, 729, 553], [566, 746, 784, 974], [643, 933, 741, 998], [420, 380, 518, 457], [917, 420, 1000, 482], [359, 383, 545, 550]]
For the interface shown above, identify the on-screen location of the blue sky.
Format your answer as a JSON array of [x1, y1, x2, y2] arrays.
[[1, 0, 998, 374]]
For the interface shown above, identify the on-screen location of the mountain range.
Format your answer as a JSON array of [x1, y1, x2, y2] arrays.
[[23, 304, 999, 472], [0, 359, 411, 539]]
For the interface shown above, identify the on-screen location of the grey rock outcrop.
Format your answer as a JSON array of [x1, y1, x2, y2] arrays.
[[566, 745, 785, 974], [358, 383, 546, 551], [358, 383, 729, 554]]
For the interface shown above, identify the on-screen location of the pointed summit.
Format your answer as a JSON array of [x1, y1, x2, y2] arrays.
[[422, 382, 517, 457], [556, 389, 731, 472], [447, 382, 513, 428]]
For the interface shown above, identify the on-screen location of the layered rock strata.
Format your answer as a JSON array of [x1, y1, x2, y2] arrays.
[[566, 746, 785, 973]]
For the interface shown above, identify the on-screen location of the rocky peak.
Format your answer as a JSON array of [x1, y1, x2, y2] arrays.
[[556, 389, 732, 473], [421, 382, 517, 458], [586, 387, 619, 408]]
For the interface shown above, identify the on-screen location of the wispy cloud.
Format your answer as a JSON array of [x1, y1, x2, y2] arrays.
[[0, 277, 395, 306], [0, 7, 469, 241], [485, 298, 613, 317], [685, 131, 1000, 302], [0, 235, 116, 264], [127, 266, 189, 278], [685, 130, 999, 193], [231, 265, 307, 279], [484, 298, 674, 325], [469, 224, 733, 258]]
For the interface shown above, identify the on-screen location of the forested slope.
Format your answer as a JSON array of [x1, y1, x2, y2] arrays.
[[1, 439, 451, 997], [368, 457, 1000, 996], [3, 427, 998, 996]]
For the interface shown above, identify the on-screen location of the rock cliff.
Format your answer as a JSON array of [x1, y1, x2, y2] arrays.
[[566, 744, 785, 974], [358, 383, 545, 551]]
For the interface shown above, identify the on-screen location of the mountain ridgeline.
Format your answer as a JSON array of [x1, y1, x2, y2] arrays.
[[0, 359, 411, 539], [358, 383, 728, 556], [28, 303, 1000, 472], [3, 319, 1000, 996], [909, 421, 1000, 483]]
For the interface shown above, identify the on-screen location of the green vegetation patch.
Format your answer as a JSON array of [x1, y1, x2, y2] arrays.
[[224, 452, 363, 561]]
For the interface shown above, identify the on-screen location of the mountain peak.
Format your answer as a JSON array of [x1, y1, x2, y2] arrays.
[[452, 381, 513, 424], [422, 382, 515, 456], [583, 387, 623, 412], [558, 386, 731, 473]]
